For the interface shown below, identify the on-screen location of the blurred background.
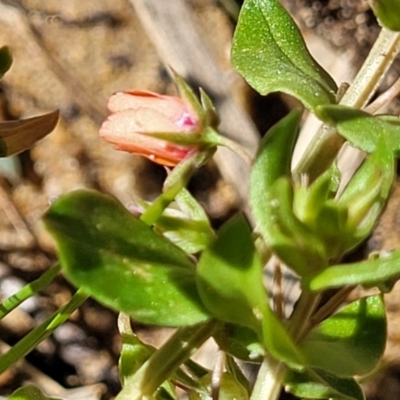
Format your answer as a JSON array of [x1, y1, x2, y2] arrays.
[[0, 0, 399, 399]]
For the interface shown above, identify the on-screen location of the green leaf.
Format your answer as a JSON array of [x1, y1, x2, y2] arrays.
[[260, 304, 306, 369], [196, 213, 266, 330], [232, 0, 336, 111], [0, 46, 12, 78], [43, 189, 210, 326], [118, 314, 154, 385], [317, 104, 400, 154], [369, 0, 400, 31], [285, 368, 365, 400], [9, 385, 61, 400], [306, 250, 400, 291], [301, 296, 386, 377]]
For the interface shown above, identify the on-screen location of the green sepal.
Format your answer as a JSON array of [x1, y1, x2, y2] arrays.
[[284, 368, 365, 400], [43, 189, 210, 327], [300, 295, 386, 377], [232, 0, 336, 111], [259, 177, 329, 276], [337, 139, 395, 248]]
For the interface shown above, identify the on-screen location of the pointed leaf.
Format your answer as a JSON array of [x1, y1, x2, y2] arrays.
[[301, 296, 386, 377], [306, 250, 400, 291], [232, 0, 336, 111], [317, 104, 400, 154], [43, 189, 210, 326]]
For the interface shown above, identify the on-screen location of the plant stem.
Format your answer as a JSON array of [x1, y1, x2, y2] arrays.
[[250, 354, 285, 400], [294, 28, 400, 179], [116, 320, 218, 400], [0, 288, 88, 374], [140, 151, 205, 226], [0, 263, 61, 320]]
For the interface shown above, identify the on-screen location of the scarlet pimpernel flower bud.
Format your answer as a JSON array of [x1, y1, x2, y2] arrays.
[[99, 89, 203, 167]]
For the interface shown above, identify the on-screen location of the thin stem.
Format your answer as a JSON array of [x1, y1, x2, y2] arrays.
[[294, 28, 400, 178], [0, 263, 61, 320], [288, 291, 321, 343], [116, 320, 218, 400], [340, 28, 400, 109], [0, 289, 88, 374], [140, 150, 205, 226], [214, 135, 253, 166], [309, 286, 355, 329], [365, 75, 400, 114], [250, 354, 285, 400]]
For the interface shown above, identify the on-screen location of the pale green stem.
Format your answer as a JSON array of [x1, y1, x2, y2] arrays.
[[213, 135, 253, 166], [294, 28, 400, 178], [0, 263, 61, 320], [140, 151, 206, 226], [0, 289, 88, 374], [116, 321, 218, 400], [250, 354, 285, 400]]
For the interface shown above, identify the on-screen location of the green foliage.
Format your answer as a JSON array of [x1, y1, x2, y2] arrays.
[[285, 369, 365, 400], [232, 0, 336, 112], [43, 189, 210, 326], [369, 0, 400, 31], [197, 213, 266, 330], [301, 296, 386, 377]]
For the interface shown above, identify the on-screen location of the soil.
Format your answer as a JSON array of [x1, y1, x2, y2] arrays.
[[0, 0, 399, 399]]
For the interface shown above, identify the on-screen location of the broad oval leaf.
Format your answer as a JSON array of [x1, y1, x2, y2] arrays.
[[285, 368, 365, 400], [232, 0, 336, 111], [43, 189, 210, 326], [300, 295, 386, 377]]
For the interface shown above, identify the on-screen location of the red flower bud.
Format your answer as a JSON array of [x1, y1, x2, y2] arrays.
[[99, 90, 201, 166]]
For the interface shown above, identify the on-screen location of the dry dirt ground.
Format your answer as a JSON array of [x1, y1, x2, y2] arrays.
[[0, 0, 399, 399]]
